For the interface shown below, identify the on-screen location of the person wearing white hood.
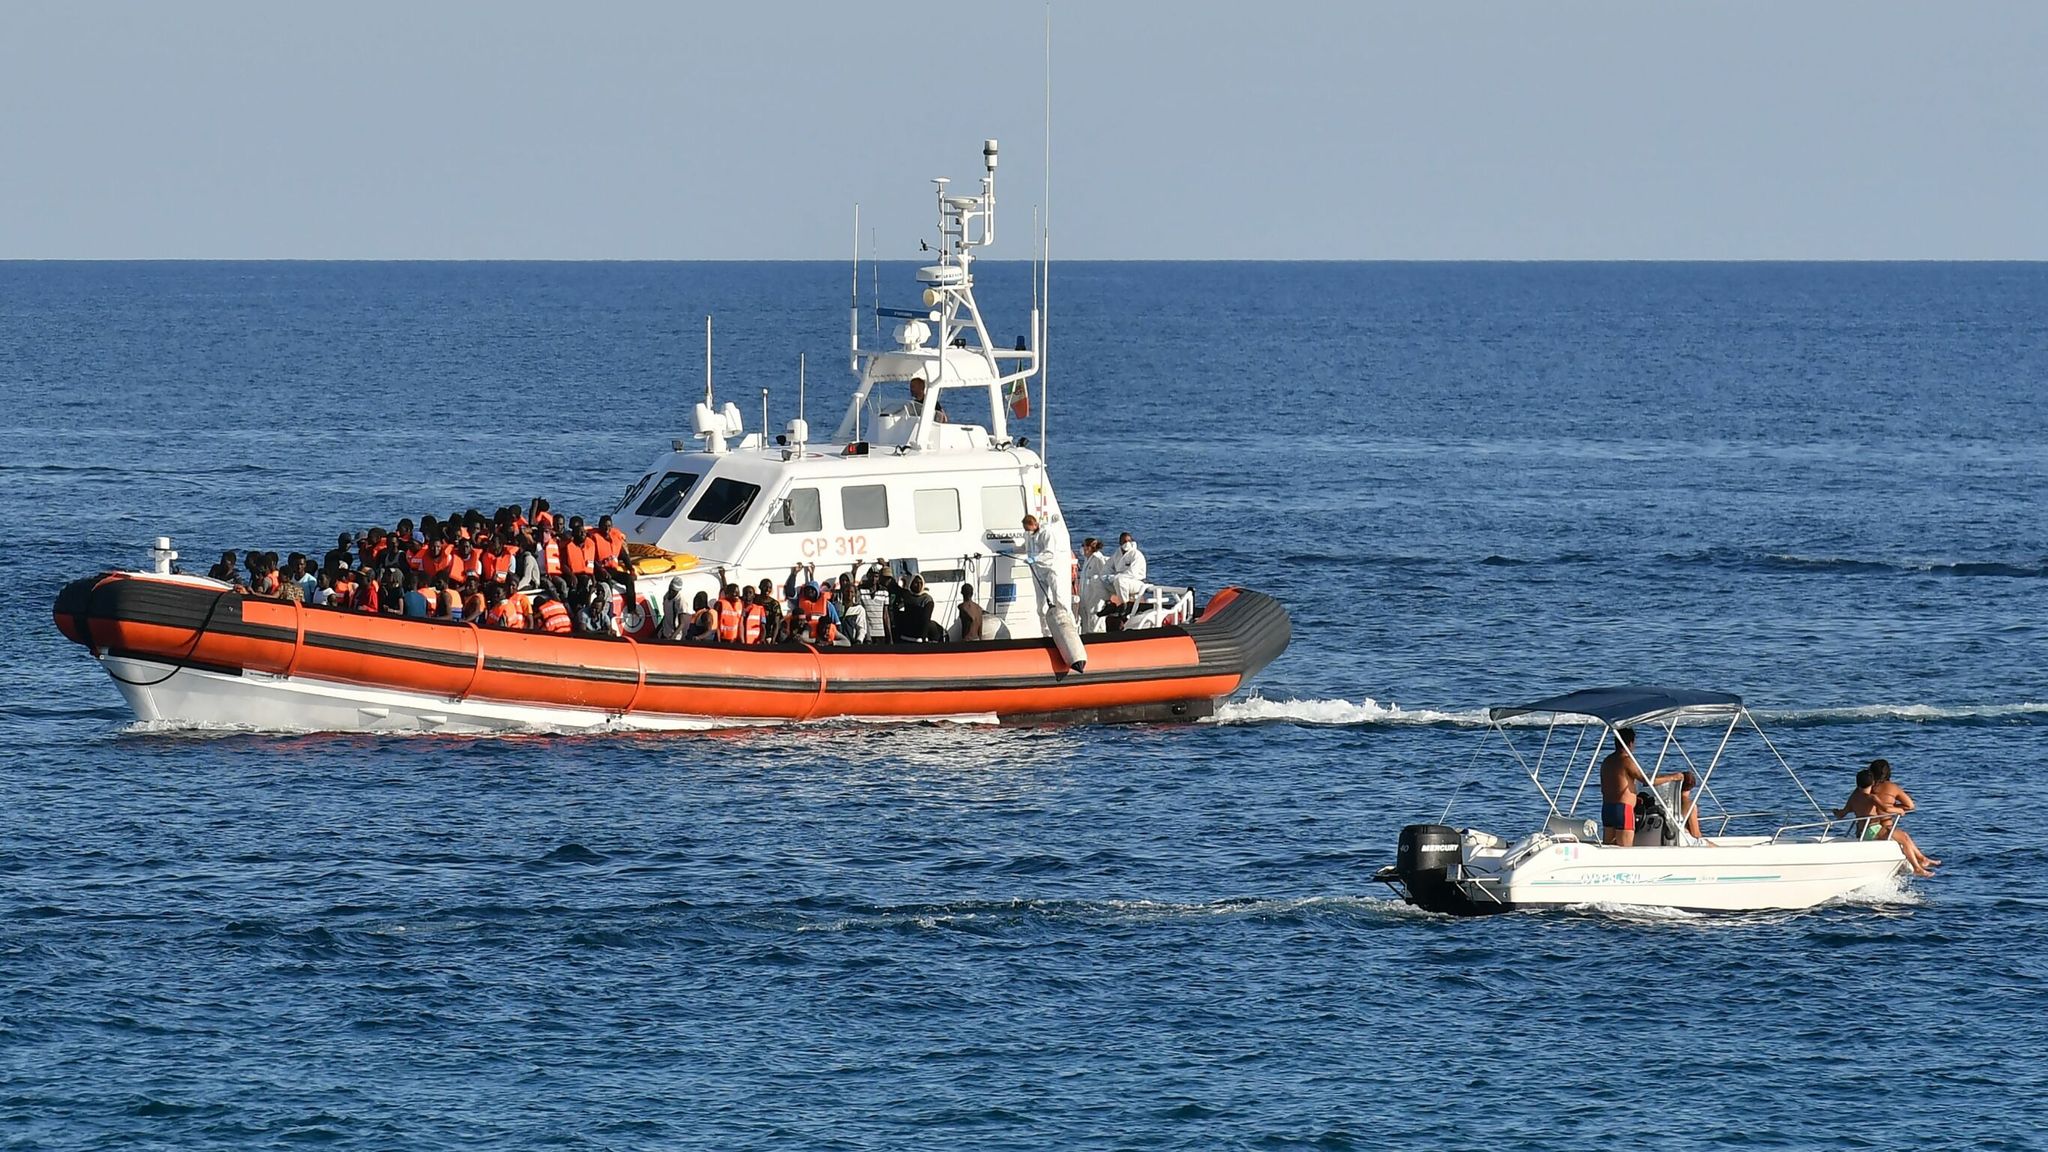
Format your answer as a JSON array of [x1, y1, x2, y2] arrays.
[[1110, 532, 1147, 601], [1077, 536, 1114, 633]]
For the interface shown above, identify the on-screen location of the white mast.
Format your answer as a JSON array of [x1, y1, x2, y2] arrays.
[[1040, 2, 1051, 457], [850, 204, 860, 374], [704, 315, 713, 407]]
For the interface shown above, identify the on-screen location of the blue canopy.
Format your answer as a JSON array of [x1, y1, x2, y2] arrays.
[[1487, 685, 1744, 727]]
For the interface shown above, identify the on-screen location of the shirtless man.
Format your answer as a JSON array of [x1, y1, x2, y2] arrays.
[[1600, 727, 1700, 846], [1867, 758, 1939, 876]]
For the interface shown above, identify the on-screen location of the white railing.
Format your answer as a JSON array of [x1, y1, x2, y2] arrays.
[[1125, 584, 1195, 629]]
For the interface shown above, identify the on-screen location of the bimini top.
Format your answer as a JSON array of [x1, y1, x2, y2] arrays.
[[1487, 685, 1744, 728]]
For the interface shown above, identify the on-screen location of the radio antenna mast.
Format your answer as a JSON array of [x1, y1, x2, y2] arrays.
[[1039, 1, 1052, 458], [850, 204, 860, 373], [704, 315, 714, 407]]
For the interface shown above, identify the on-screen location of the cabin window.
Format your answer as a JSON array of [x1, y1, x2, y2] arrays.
[[688, 477, 761, 525], [980, 484, 1028, 532], [914, 488, 961, 534], [842, 484, 890, 530], [634, 471, 700, 519], [768, 487, 823, 534], [613, 472, 657, 515]]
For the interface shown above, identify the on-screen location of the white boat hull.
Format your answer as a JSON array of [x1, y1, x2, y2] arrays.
[[1458, 837, 1908, 913], [101, 655, 997, 734]]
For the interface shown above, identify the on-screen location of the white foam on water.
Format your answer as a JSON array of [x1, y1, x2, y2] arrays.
[[1759, 701, 2048, 725], [1210, 694, 1487, 728], [1828, 873, 1926, 908], [1566, 901, 1704, 922]]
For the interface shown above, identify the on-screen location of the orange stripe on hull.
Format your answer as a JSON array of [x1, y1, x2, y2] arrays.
[[56, 573, 1286, 726]]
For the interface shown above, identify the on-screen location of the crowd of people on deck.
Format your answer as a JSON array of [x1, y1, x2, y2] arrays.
[[202, 498, 1159, 647], [207, 500, 664, 638]]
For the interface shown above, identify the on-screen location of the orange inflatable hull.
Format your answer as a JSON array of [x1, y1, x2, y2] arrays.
[[55, 573, 1290, 727]]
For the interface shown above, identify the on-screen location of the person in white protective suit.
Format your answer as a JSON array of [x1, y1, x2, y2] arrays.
[[1076, 536, 1114, 633], [1110, 532, 1148, 602]]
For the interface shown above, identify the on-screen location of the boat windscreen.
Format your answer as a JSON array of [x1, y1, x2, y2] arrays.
[[634, 471, 700, 519], [688, 477, 761, 526]]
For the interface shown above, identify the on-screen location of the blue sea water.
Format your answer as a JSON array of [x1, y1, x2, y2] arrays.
[[2, 260, 2045, 1149]]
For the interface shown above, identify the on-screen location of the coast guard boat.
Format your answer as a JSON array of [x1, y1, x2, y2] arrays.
[[53, 141, 1290, 732], [1377, 686, 1909, 914]]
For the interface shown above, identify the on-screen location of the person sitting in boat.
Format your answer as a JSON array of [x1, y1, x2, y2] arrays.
[[400, 572, 432, 618], [206, 549, 239, 584], [1110, 533, 1147, 597], [656, 579, 688, 640], [893, 574, 941, 642], [955, 584, 990, 641], [1868, 759, 1939, 875], [850, 567, 889, 643], [533, 590, 573, 634], [323, 533, 355, 576], [460, 580, 487, 625], [246, 553, 281, 599], [681, 591, 716, 642], [908, 377, 948, 423], [1600, 727, 1700, 846]]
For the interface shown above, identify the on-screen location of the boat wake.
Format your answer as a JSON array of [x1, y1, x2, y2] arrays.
[[1210, 694, 1484, 728], [1756, 701, 2048, 727], [1828, 873, 1926, 908], [789, 894, 1408, 934]]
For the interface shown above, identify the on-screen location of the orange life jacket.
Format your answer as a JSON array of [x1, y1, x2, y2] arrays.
[[508, 592, 533, 629], [562, 537, 597, 576], [795, 592, 830, 639], [741, 601, 765, 645], [536, 598, 572, 634], [816, 617, 838, 645], [591, 532, 619, 568], [540, 542, 563, 576], [479, 550, 512, 585], [716, 597, 741, 642], [534, 510, 555, 531]]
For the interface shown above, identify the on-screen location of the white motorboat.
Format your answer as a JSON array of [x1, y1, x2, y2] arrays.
[[1375, 686, 1910, 915]]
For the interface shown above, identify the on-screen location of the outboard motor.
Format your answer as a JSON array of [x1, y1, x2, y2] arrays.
[[1394, 824, 1467, 912]]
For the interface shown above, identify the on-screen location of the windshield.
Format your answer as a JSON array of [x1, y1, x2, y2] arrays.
[[634, 471, 700, 519], [688, 477, 761, 526]]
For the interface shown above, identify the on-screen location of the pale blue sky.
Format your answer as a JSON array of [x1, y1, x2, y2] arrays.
[[4, 1, 2044, 259]]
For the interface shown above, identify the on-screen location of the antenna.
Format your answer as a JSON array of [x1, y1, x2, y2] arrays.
[[760, 387, 769, 451], [798, 352, 806, 425], [850, 204, 860, 374], [704, 315, 714, 407], [1040, 1, 1052, 458]]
